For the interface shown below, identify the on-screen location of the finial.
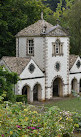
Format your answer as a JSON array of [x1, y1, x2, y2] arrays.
[[56, 19, 60, 25], [41, 11, 43, 20]]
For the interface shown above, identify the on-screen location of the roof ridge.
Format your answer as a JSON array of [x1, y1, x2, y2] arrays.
[[70, 54, 79, 56]]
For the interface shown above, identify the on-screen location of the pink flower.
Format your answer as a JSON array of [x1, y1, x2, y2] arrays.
[[2, 135, 4, 137], [16, 125, 21, 128], [31, 127, 36, 129]]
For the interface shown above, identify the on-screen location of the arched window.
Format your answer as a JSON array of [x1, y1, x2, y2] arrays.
[[52, 39, 63, 56]]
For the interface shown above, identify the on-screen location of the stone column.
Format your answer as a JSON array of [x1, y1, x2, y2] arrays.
[[29, 90, 33, 103], [77, 83, 80, 93]]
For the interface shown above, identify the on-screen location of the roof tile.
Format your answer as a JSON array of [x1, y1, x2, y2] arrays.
[[16, 20, 53, 37], [69, 55, 78, 69], [1, 56, 31, 75]]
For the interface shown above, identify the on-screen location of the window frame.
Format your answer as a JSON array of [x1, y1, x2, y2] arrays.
[[26, 38, 34, 56], [52, 39, 63, 56]]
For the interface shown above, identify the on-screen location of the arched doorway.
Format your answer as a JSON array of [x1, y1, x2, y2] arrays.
[[22, 85, 30, 102], [33, 83, 42, 101], [53, 78, 63, 97], [79, 79, 81, 92], [71, 78, 78, 92]]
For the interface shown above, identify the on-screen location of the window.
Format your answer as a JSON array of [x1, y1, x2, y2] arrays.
[[28, 40, 34, 55], [28, 63, 35, 73], [55, 62, 60, 71], [52, 39, 63, 56], [26, 39, 34, 56], [76, 60, 81, 68], [55, 39, 60, 54]]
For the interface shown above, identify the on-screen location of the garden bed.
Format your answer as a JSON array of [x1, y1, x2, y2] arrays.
[[0, 102, 78, 137]]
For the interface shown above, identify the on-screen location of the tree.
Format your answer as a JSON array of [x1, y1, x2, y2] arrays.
[[67, 0, 81, 55], [0, 0, 52, 58], [0, 66, 19, 102], [52, 0, 81, 55], [43, 0, 60, 12]]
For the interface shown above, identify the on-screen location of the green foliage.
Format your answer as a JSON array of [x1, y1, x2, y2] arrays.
[[0, 0, 52, 58], [71, 90, 81, 99], [52, 0, 81, 55], [67, 1, 81, 55], [43, 0, 60, 12], [73, 113, 81, 132], [0, 0, 81, 57], [0, 103, 75, 137], [16, 95, 27, 103], [0, 66, 19, 102]]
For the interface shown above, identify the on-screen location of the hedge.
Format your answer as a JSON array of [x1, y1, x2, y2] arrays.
[[16, 95, 27, 103]]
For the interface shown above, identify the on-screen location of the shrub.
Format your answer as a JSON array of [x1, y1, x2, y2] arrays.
[[72, 112, 81, 132], [16, 95, 27, 103], [0, 66, 19, 103], [0, 103, 75, 137]]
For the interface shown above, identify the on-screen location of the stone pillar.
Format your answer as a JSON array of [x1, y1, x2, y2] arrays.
[[16, 38, 19, 57], [45, 87, 52, 99], [29, 90, 33, 103], [77, 83, 79, 93], [41, 88, 46, 101]]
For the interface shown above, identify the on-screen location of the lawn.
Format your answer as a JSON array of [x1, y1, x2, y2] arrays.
[[44, 97, 81, 137], [33, 97, 81, 137], [44, 97, 81, 114]]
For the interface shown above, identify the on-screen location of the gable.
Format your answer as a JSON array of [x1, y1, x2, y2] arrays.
[[46, 25, 68, 37], [20, 59, 44, 79], [69, 55, 78, 70], [16, 20, 53, 37], [0, 59, 11, 72], [0, 56, 31, 75], [70, 56, 81, 73]]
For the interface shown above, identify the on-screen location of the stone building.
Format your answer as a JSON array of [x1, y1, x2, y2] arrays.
[[0, 16, 81, 102]]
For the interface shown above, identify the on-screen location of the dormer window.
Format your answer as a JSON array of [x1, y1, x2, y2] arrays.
[[26, 39, 34, 56], [52, 39, 63, 56]]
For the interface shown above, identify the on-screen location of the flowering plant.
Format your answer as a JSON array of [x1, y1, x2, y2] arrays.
[[0, 102, 76, 137]]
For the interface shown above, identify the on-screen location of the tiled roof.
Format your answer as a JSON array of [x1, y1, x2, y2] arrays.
[[16, 20, 53, 37], [1, 56, 31, 75], [69, 55, 78, 69], [46, 24, 69, 36], [1, 55, 78, 74]]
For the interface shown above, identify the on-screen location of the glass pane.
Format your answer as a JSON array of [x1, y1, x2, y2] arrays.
[[56, 48, 59, 53]]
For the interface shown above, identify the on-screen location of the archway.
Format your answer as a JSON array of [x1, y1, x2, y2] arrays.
[[53, 77, 63, 97], [79, 79, 81, 92], [22, 85, 30, 102], [71, 78, 78, 92], [33, 83, 42, 101]]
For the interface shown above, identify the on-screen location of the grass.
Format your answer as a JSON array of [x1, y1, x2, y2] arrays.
[[44, 97, 81, 137], [33, 97, 81, 136], [44, 97, 81, 114]]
